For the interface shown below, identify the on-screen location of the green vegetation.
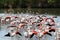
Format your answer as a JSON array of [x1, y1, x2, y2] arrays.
[[0, 0, 60, 15], [0, 0, 60, 9]]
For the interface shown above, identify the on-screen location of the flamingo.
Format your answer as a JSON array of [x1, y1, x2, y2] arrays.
[[4, 32, 22, 37]]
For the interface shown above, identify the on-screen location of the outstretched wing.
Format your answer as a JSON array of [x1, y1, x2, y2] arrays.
[[30, 33, 34, 38], [46, 32, 52, 36], [16, 32, 22, 36], [4, 33, 10, 37]]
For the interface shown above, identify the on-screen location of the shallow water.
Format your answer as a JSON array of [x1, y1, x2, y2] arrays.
[[0, 13, 60, 40]]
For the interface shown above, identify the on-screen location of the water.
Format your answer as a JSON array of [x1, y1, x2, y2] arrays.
[[0, 13, 60, 40]]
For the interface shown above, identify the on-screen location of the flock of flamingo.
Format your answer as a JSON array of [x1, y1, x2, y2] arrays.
[[0, 14, 60, 40]]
